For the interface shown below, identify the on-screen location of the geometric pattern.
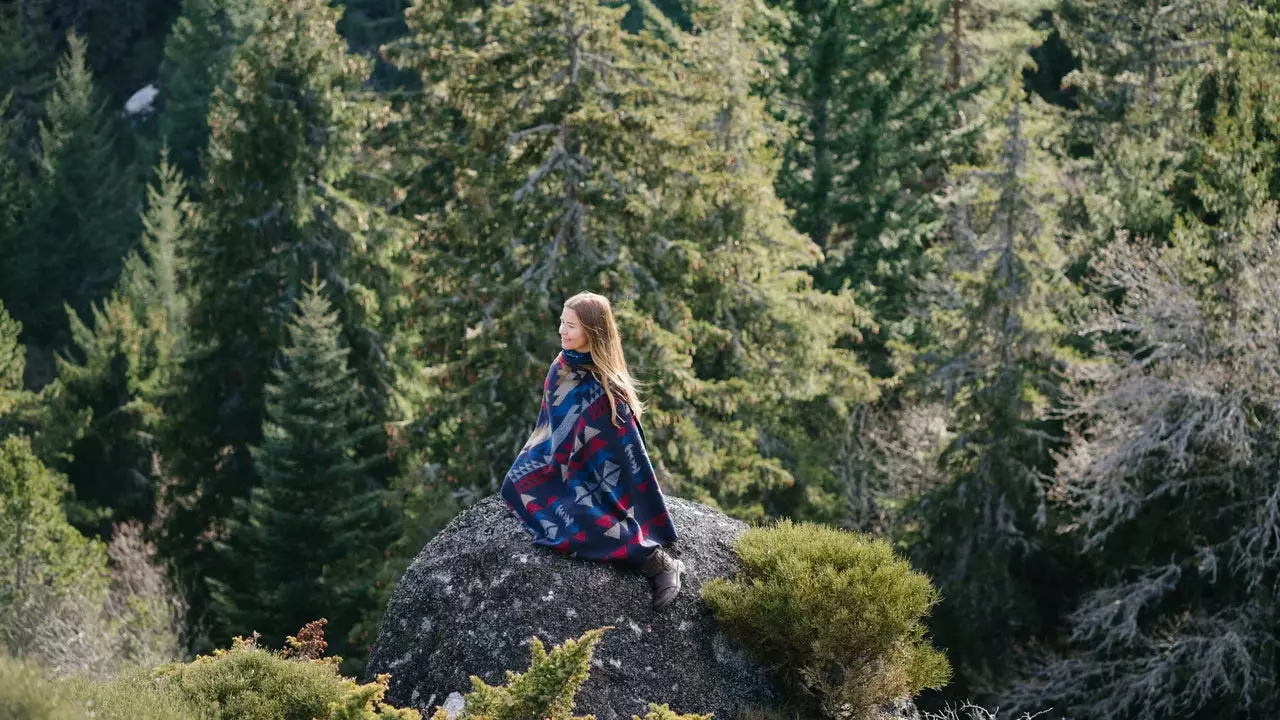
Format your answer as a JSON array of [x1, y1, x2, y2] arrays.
[[501, 349, 677, 562]]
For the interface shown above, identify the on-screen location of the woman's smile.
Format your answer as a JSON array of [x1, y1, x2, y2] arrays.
[[559, 308, 589, 351]]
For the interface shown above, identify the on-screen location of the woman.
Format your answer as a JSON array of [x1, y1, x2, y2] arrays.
[[500, 292, 685, 609]]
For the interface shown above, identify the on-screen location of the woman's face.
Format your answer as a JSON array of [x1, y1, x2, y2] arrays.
[[559, 307, 590, 352]]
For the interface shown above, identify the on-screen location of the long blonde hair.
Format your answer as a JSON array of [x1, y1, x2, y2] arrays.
[[564, 292, 645, 427]]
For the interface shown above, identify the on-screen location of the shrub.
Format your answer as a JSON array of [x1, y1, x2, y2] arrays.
[[41, 621, 417, 720], [151, 630, 418, 720], [701, 520, 951, 719], [0, 436, 185, 678], [0, 655, 83, 720], [59, 670, 201, 720], [432, 627, 710, 720]]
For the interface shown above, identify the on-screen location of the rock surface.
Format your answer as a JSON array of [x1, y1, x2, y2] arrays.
[[367, 495, 778, 719], [370, 495, 926, 720]]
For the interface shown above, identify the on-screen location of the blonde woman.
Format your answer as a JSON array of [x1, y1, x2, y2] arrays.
[[500, 292, 685, 609]]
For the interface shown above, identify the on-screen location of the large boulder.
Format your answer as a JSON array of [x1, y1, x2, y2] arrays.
[[368, 495, 778, 719]]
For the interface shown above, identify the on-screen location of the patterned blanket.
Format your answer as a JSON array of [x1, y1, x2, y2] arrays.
[[500, 349, 677, 562]]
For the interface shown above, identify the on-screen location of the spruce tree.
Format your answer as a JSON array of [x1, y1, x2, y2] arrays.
[[207, 281, 390, 663], [120, 152, 191, 334], [388, 0, 874, 520], [771, 0, 961, 361], [1000, 31, 1280, 720], [50, 154, 191, 539], [1054, 0, 1226, 245], [0, 301, 45, 446], [163, 0, 412, 631], [0, 96, 24, 296], [3, 34, 135, 350], [0, 301, 25, 411], [0, 0, 55, 142], [908, 80, 1076, 697], [157, 0, 261, 181]]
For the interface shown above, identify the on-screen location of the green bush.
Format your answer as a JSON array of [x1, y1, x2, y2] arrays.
[[701, 520, 951, 719], [432, 627, 710, 720], [0, 655, 83, 720], [150, 631, 418, 720], [12, 621, 417, 720], [60, 670, 201, 720]]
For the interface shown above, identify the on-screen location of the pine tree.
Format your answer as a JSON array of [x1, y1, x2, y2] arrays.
[[1054, 0, 1226, 244], [3, 33, 136, 350], [0, 98, 25, 323], [157, 0, 262, 181], [908, 79, 1076, 697], [163, 0, 412, 634], [0, 301, 25, 411], [388, 0, 874, 520], [999, 29, 1280, 720], [207, 281, 390, 663], [770, 0, 962, 363], [120, 151, 191, 334], [0, 0, 55, 142], [50, 154, 191, 539]]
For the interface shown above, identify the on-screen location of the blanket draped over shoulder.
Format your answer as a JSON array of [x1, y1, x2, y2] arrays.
[[500, 349, 677, 562]]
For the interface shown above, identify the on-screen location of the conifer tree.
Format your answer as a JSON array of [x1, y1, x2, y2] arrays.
[[0, 301, 46, 446], [3, 34, 135, 349], [1000, 32, 1280, 720], [157, 0, 262, 181], [163, 0, 412, 630], [0, 97, 24, 301], [0, 301, 25, 412], [208, 281, 390, 661], [389, 0, 874, 519], [771, 0, 961, 356], [0, 0, 55, 142], [1054, 0, 1226, 244], [50, 154, 191, 538], [908, 80, 1076, 695]]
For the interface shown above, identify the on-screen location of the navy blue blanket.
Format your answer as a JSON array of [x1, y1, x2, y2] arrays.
[[500, 349, 677, 562]]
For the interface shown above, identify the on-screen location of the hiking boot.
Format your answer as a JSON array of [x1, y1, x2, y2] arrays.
[[641, 548, 685, 610]]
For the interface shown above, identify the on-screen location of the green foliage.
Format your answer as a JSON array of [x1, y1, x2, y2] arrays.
[[162, 0, 415, 638], [114, 632, 419, 720], [0, 655, 84, 720], [0, 2, 55, 143], [157, 0, 262, 181], [207, 282, 393, 667], [0, 435, 111, 658], [1170, 35, 1280, 304], [47, 155, 191, 538], [429, 628, 606, 720], [0, 436, 184, 676], [994, 28, 1280, 719], [120, 152, 192, 336], [905, 79, 1076, 691], [2, 33, 136, 348], [1, 300, 25, 396], [702, 521, 950, 719], [390, 0, 874, 520], [58, 669, 202, 720], [0, 94, 25, 247], [1053, 0, 1223, 245], [770, 0, 963, 362]]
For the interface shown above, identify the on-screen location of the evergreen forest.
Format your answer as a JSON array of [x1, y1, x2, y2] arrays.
[[3, 0, 1280, 717]]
